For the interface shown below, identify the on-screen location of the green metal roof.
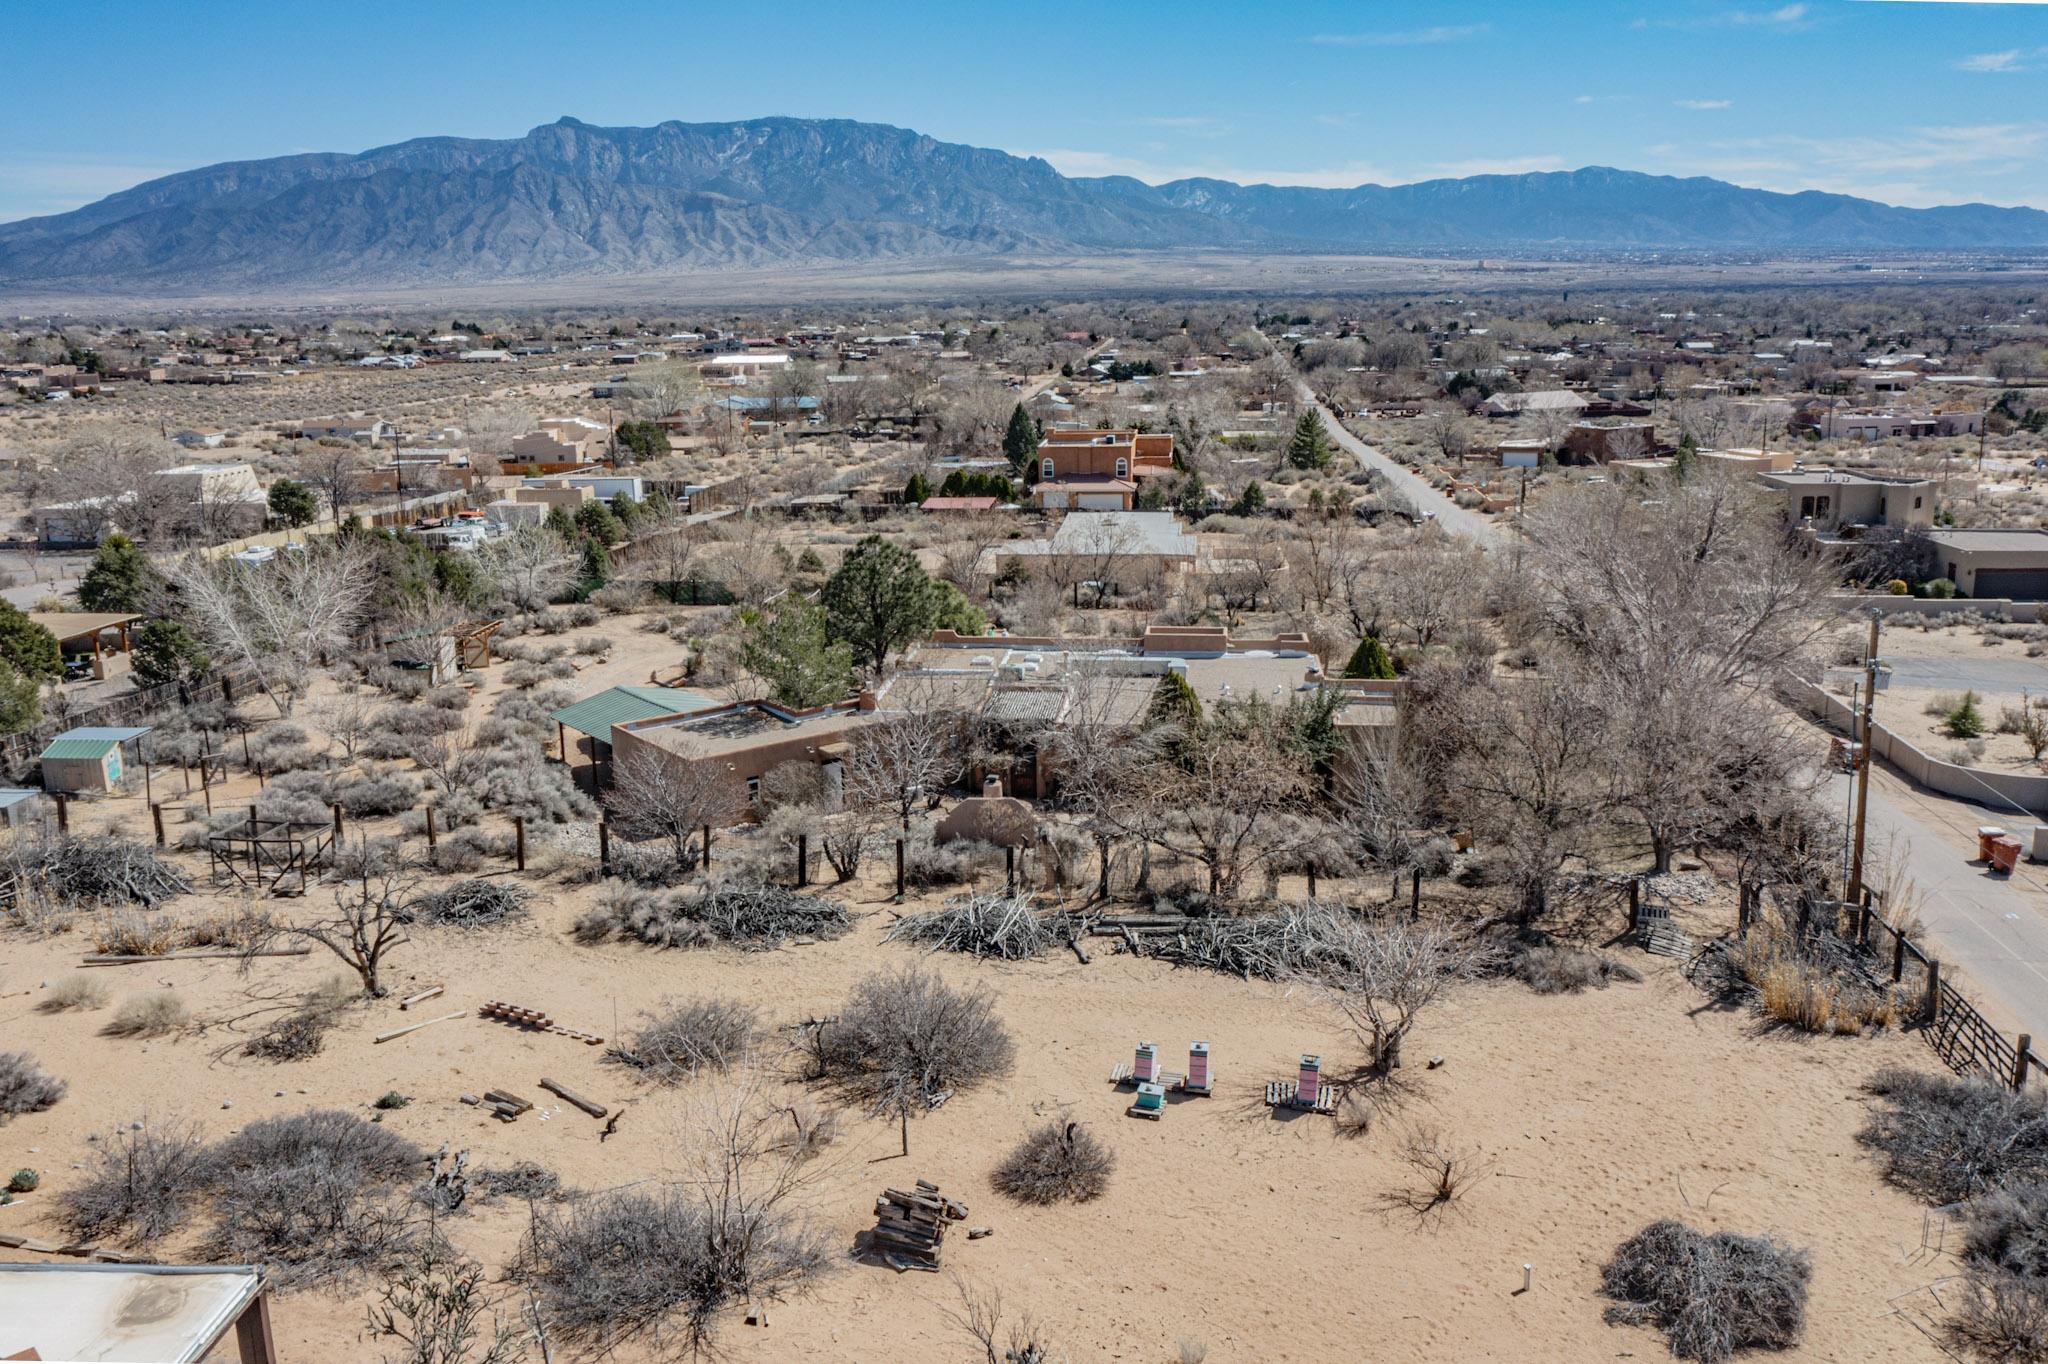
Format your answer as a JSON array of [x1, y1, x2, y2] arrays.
[[550, 686, 715, 742], [41, 737, 119, 761]]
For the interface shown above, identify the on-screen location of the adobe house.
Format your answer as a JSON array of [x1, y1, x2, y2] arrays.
[[1032, 428, 1175, 510], [610, 695, 880, 813], [1920, 528, 2048, 600], [1759, 470, 1935, 535]]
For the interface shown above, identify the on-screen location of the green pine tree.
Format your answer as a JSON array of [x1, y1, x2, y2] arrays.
[[267, 478, 318, 529], [1286, 408, 1335, 471], [0, 661, 38, 735], [1944, 690, 1987, 739], [1233, 480, 1267, 516], [740, 597, 854, 707], [903, 472, 933, 505], [1002, 403, 1040, 473], [822, 534, 942, 674], [1342, 635, 1397, 680], [77, 534, 159, 613], [131, 618, 209, 687], [0, 603, 61, 683]]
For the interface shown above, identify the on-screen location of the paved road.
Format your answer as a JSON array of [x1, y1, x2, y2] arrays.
[[1825, 761, 2048, 1039], [1828, 655, 2048, 695], [1291, 382, 1506, 548], [1298, 359, 2048, 1033]]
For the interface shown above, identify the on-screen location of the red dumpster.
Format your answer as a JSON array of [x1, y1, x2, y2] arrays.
[[1990, 836, 2022, 874], [1979, 826, 2009, 862]]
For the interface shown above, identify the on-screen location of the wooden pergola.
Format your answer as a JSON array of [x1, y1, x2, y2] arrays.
[[28, 611, 143, 681]]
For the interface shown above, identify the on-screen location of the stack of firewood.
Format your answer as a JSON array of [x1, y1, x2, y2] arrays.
[[869, 1180, 966, 1271]]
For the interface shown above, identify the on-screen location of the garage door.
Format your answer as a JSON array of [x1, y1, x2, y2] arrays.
[[1974, 568, 2048, 601]]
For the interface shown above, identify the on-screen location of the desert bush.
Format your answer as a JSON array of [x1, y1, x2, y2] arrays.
[[7, 1168, 36, 1193], [0, 1051, 65, 1116], [106, 990, 189, 1038], [334, 772, 421, 818], [1948, 1268, 2048, 1362], [1728, 929, 1903, 1035], [55, 1120, 209, 1243], [1379, 1126, 1488, 1220], [246, 722, 320, 773], [1961, 1181, 2048, 1279], [1507, 939, 1638, 995], [182, 903, 277, 949], [901, 830, 988, 889], [450, 744, 595, 824], [254, 769, 332, 826], [202, 1109, 424, 1283], [813, 966, 1015, 1116], [522, 1183, 829, 1354], [504, 661, 545, 689], [614, 998, 761, 1083], [594, 881, 850, 951], [426, 686, 472, 712], [244, 1008, 334, 1062], [1601, 1219, 1810, 1362], [40, 972, 108, 1011], [90, 909, 178, 957], [991, 1120, 1114, 1205], [1860, 1067, 2048, 1202]]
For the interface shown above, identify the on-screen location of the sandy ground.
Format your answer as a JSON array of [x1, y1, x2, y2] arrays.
[[0, 812, 1959, 1363]]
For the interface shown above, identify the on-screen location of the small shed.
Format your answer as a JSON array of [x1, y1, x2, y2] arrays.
[[550, 685, 716, 780], [0, 787, 47, 828], [0, 1262, 277, 1363], [40, 725, 151, 795]]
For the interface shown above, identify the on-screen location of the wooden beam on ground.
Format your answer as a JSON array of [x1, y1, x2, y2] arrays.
[[540, 1077, 607, 1118], [374, 1010, 466, 1044]]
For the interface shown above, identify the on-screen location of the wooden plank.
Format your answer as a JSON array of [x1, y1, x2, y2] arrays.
[[82, 947, 312, 966], [540, 1078, 606, 1118], [374, 1010, 466, 1044], [399, 984, 445, 1011], [484, 1089, 533, 1113]]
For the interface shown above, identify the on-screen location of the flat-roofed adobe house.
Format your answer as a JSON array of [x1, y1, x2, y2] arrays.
[[611, 695, 881, 812], [1032, 428, 1174, 510], [1759, 470, 1934, 535], [1920, 528, 2048, 600]]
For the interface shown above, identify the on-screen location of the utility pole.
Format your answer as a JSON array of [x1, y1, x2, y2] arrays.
[[1846, 611, 1881, 906]]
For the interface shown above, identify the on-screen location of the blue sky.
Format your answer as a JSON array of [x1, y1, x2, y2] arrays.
[[3, 0, 2045, 222]]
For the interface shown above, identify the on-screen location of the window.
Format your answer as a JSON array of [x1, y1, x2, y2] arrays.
[[1114, 457, 1128, 479], [1041, 457, 1054, 480], [1914, 496, 1923, 510], [745, 776, 761, 805]]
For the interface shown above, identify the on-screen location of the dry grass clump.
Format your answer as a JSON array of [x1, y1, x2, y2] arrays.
[[814, 966, 1015, 1114], [521, 1184, 830, 1354], [1488, 927, 1642, 995], [202, 1109, 424, 1283], [1962, 1182, 2048, 1279], [991, 1120, 1114, 1205], [39, 972, 108, 1012], [0, 1051, 65, 1116], [1859, 1066, 2048, 1202], [1948, 1269, 2048, 1362], [1728, 931, 1904, 1035], [105, 990, 189, 1038], [612, 998, 760, 1084], [1600, 1219, 1811, 1362], [55, 1120, 209, 1244], [90, 909, 179, 957]]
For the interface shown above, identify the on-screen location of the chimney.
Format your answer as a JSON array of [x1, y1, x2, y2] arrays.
[[856, 688, 878, 711], [983, 775, 1003, 799]]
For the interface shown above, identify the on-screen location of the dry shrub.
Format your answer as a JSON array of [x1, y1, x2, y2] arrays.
[[40, 972, 108, 1012], [244, 1009, 333, 1062], [1505, 937, 1639, 995], [1859, 1066, 2048, 1203], [1600, 1219, 1811, 1362], [1948, 1269, 2048, 1362], [90, 909, 178, 957], [203, 1109, 424, 1284], [1379, 1126, 1487, 1221], [410, 879, 529, 929], [55, 1120, 209, 1243], [767, 1101, 842, 1165], [613, 998, 760, 1084], [334, 773, 421, 818], [181, 904, 275, 949], [0, 1051, 65, 1116], [478, 1161, 563, 1203], [814, 966, 1015, 1114], [105, 990, 189, 1038], [991, 1120, 1114, 1205], [1962, 1182, 2048, 1279], [595, 881, 851, 951], [1731, 931, 1903, 1035]]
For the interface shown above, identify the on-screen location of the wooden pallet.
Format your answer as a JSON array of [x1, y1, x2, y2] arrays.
[[1126, 1100, 1164, 1121], [1264, 1080, 1337, 1115]]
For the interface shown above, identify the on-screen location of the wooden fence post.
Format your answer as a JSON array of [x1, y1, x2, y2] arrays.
[[514, 817, 526, 872], [151, 803, 165, 848], [702, 824, 712, 868], [896, 837, 906, 899], [1627, 878, 1641, 932], [1923, 958, 1941, 1025], [53, 793, 67, 834], [1410, 869, 1421, 919], [598, 820, 611, 876], [1737, 883, 1752, 937], [1306, 865, 1316, 900], [331, 803, 344, 843], [1891, 929, 1906, 984], [796, 833, 809, 888], [424, 806, 437, 851], [2016, 1034, 2035, 1093], [1005, 845, 1016, 897]]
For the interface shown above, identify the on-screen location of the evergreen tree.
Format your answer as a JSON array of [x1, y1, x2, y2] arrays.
[[580, 538, 612, 588], [1148, 669, 1203, 735], [1002, 403, 1040, 473], [0, 662, 38, 735], [903, 472, 933, 505], [1286, 408, 1335, 471], [1232, 480, 1267, 516], [613, 420, 670, 463], [1342, 635, 1398, 680], [544, 506, 579, 542], [267, 478, 318, 528], [931, 580, 986, 635], [822, 534, 942, 675], [77, 533, 158, 613], [131, 618, 209, 687], [575, 500, 623, 546], [0, 603, 61, 682], [740, 597, 855, 707], [1943, 690, 1987, 739]]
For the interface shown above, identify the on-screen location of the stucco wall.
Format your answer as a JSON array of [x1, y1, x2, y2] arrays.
[[1792, 677, 2048, 817]]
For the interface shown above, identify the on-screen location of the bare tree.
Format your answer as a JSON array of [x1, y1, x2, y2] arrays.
[[463, 403, 536, 458], [1130, 702, 1318, 896], [1419, 404, 1470, 468], [1371, 530, 1482, 651], [298, 442, 370, 524], [627, 362, 701, 422], [258, 842, 416, 998], [38, 427, 181, 544], [605, 744, 743, 865], [477, 527, 578, 612], [1311, 910, 1489, 1072], [171, 536, 379, 716], [847, 682, 968, 831]]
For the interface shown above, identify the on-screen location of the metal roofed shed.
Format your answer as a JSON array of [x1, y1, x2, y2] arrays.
[[0, 787, 46, 827], [40, 725, 152, 795], [551, 685, 717, 782], [0, 1262, 277, 1363]]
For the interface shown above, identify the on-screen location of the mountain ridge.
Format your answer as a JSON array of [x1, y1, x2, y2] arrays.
[[4, 116, 2044, 292]]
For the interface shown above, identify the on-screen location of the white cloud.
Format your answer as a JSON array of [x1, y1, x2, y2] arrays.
[[1639, 122, 2048, 207], [1311, 24, 1488, 46], [1428, 155, 1567, 178], [1639, 4, 1813, 29], [1022, 147, 1394, 188], [1675, 99, 1735, 109], [0, 157, 181, 221], [1956, 49, 2029, 70]]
